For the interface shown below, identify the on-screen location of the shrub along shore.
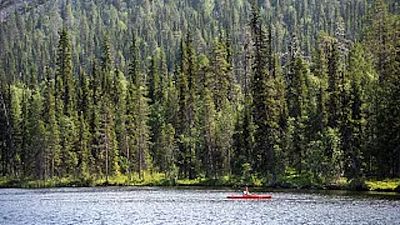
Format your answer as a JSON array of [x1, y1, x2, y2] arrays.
[[1, 173, 399, 193]]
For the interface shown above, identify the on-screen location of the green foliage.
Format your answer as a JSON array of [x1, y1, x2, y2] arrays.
[[250, 1, 281, 179], [131, 82, 152, 179], [56, 28, 75, 117], [366, 179, 400, 191], [239, 163, 253, 185], [0, 0, 399, 189], [304, 128, 342, 183]]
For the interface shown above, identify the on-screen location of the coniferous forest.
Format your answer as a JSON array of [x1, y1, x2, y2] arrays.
[[0, 0, 399, 188]]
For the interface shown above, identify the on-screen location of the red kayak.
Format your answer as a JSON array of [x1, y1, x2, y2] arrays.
[[227, 194, 272, 199]]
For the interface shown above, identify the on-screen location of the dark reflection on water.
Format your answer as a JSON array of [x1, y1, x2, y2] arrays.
[[0, 187, 399, 225]]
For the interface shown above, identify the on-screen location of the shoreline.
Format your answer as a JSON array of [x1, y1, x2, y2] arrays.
[[1, 176, 399, 193]]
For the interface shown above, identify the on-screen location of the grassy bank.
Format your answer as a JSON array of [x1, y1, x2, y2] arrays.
[[0, 173, 234, 189], [365, 179, 400, 192], [1, 174, 399, 192]]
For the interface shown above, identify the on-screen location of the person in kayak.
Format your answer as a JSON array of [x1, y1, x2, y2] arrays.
[[243, 186, 250, 195]]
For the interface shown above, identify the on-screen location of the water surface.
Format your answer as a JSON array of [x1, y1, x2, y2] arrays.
[[0, 187, 399, 225]]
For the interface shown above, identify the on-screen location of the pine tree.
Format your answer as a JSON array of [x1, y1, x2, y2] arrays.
[[77, 113, 90, 179], [211, 37, 232, 110], [20, 87, 30, 176], [148, 50, 161, 104], [113, 69, 128, 175], [127, 33, 140, 84], [78, 70, 91, 121], [56, 28, 75, 117], [365, 0, 392, 83], [232, 97, 255, 176], [148, 49, 167, 173], [203, 83, 216, 179], [54, 28, 79, 177], [124, 34, 140, 178], [132, 78, 152, 180], [176, 32, 199, 179], [250, 0, 280, 179], [215, 99, 235, 176], [125, 82, 135, 178], [43, 69, 61, 178], [7, 85, 23, 176], [89, 63, 102, 176], [0, 84, 12, 176], [366, 0, 400, 177], [310, 35, 329, 137], [0, 85, 6, 175], [99, 95, 120, 181], [159, 123, 177, 179], [26, 88, 46, 178], [273, 55, 288, 175], [326, 38, 342, 129], [157, 63, 179, 178], [100, 35, 114, 95], [285, 44, 309, 173], [58, 114, 79, 177]]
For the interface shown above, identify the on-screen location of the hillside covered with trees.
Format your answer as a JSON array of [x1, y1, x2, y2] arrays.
[[0, 0, 399, 188]]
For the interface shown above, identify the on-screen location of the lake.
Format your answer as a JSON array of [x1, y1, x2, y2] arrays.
[[0, 187, 399, 225]]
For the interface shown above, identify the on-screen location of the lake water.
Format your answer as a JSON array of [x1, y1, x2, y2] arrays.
[[0, 187, 399, 225]]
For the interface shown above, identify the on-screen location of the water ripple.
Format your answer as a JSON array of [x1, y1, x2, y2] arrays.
[[0, 187, 399, 225]]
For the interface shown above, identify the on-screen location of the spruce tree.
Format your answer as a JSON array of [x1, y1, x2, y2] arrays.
[[0, 84, 14, 176], [78, 70, 91, 120], [77, 112, 90, 179], [128, 33, 140, 84], [366, 0, 400, 177], [201, 66, 217, 178], [8, 85, 23, 176], [100, 36, 113, 95], [132, 78, 152, 180], [211, 37, 232, 110], [43, 69, 61, 178], [99, 95, 119, 181], [56, 28, 75, 117], [148, 49, 167, 173], [250, 0, 280, 179], [113, 69, 128, 175], [159, 123, 177, 179], [176, 32, 199, 179], [124, 34, 140, 178], [89, 63, 102, 176], [26, 89, 46, 178], [285, 45, 309, 173]]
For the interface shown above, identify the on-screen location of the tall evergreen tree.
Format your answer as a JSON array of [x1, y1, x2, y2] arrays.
[[77, 112, 90, 179], [43, 69, 61, 178], [159, 123, 177, 179], [366, 0, 400, 177], [132, 78, 152, 180], [26, 89, 46, 178], [176, 32, 199, 179], [124, 34, 141, 178], [340, 44, 372, 180], [202, 80, 217, 178], [100, 35, 114, 96], [211, 37, 232, 110], [0, 84, 12, 176], [56, 28, 75, 117], [113, 69, 128, 175], [250, 0, 280, 179], [286, 52, 309, 173], [99, 95, 120, 181], [89, 63, 102, 176]]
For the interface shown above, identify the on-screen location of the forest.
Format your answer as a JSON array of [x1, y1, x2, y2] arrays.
[[0, 0, 399, 189]]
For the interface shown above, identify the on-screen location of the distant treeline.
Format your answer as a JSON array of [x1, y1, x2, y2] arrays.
[[0, 0, 399, 184]]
